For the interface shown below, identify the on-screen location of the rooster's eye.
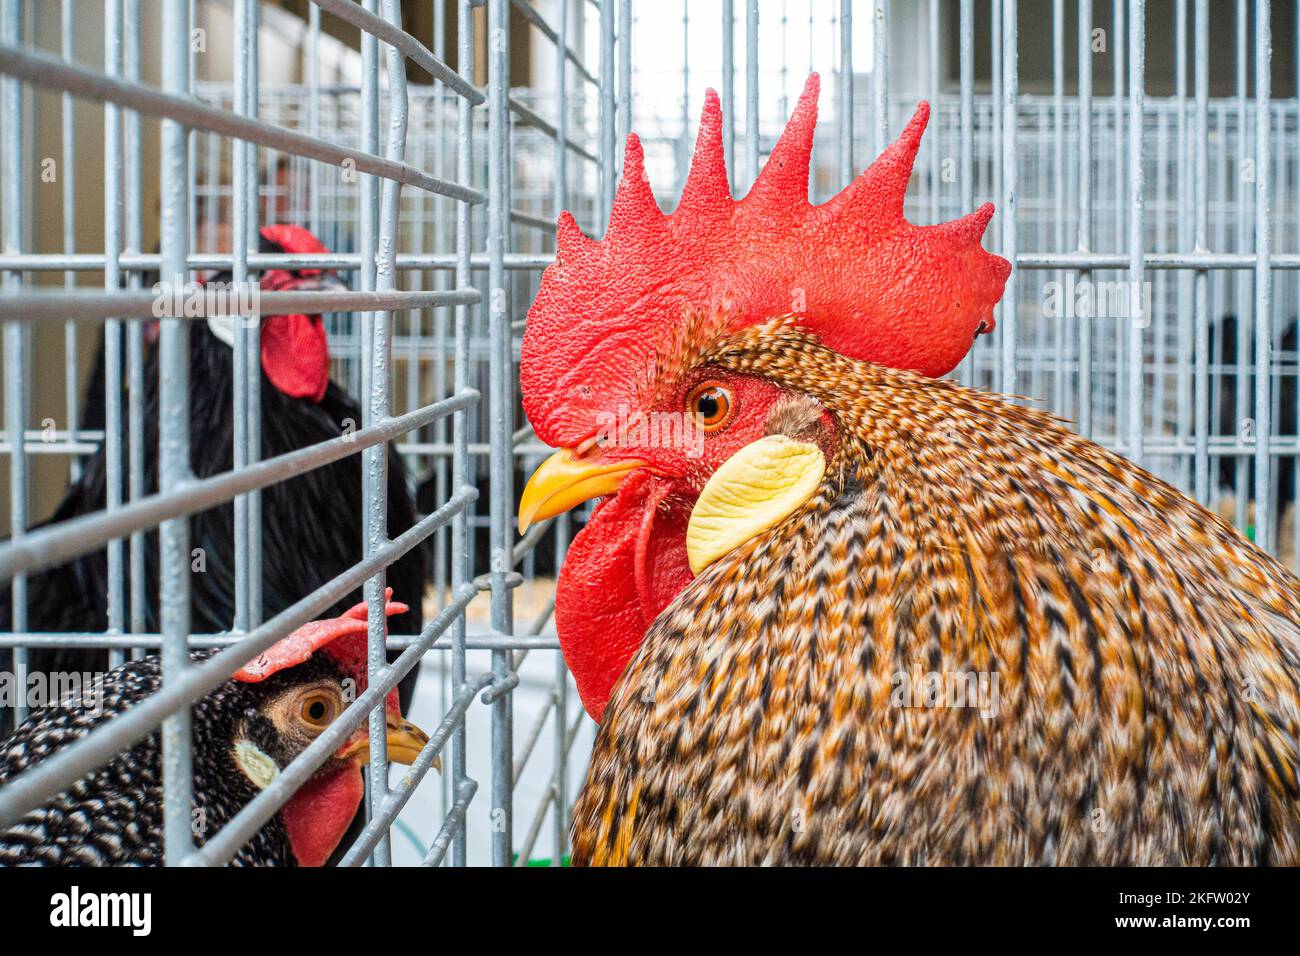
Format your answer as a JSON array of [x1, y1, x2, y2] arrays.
[[298, 692, 339, 729], [688, 383, 733, 432]]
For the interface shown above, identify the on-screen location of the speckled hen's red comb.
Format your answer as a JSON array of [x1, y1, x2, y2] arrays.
[[233, 589, 408, 684], [520, 73, 1010, 448]]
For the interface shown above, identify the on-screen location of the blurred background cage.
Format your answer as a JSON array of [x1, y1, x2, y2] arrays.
[[0, 0, 1297, 864]]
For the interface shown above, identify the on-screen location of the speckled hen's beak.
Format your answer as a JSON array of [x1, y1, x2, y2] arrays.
[[339, 712, 435, 769], [518, 448, 646, 533]]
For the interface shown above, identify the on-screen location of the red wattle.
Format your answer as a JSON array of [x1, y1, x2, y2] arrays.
[[632, 480, 693, 625], [556, 472, 692, 721], [261, 313, 329, 402], [281, 766, 364, 867]]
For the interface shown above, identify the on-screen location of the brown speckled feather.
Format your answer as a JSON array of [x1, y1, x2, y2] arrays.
[[571, 318, 1300, 866]]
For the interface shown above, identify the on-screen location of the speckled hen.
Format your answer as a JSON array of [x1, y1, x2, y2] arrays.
[[0, 593, 428, 866]]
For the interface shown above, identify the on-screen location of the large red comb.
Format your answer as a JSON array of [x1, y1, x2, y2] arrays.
[[521, 73, 1010, 448]]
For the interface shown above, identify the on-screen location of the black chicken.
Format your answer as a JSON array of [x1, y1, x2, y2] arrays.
[[0, 225, 426, 737], [0, 595, 429, 866]]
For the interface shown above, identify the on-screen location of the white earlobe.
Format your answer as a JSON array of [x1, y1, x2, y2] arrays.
[[232, 739, 281, 791], [207, 315, 238, 348]]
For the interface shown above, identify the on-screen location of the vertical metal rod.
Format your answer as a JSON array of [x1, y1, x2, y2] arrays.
[[125, 0, 145, 645], [1175, 0, 1192, 489], [1109, 0, 1124, 441], [1233, 0, 1250, 530], [158, 0, 194, 864], [246, 0, 262, 626], [185, 0, 196, 248], [745, 0, 758, 188], [1126, 0, 1145, 466], [1077, 0, 1094, 438], [551, 2, 572, 865], [1253, 0, 1273, 550], [61, 0, 79, 485], [1193, 0, 1210, 501], [1052, 0, 1066, 414], [957, 0, 974, 387], [366, 0, 412, 867], [1000, 0, 1017, 396], [599, 0, 616, 228], [839, 0, 852, 185], [1, 0, 26, 727], [872, 0, 888, 157], [307, 2, 321, 237], [356, 0, 389, 868], [232, 0, 252, 634], [104, 0, 125, 667], [680, 1, 689, 187], [555, 0, 568, 239], [451, 0, 474, 868], [991, 0, 1001, 242], [487, 0, 515, 869], [722, 0, 734, 192], [927, 0, 939, 224], [618, 0, 631, 168]]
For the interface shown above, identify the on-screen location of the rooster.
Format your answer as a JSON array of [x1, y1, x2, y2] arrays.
[[0, 593, 429, 866], [518, 76, 1300, 864], [0, 225, 425, 737]]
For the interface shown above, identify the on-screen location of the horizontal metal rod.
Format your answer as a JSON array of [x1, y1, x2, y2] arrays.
[[0, 629, 561, 650], [0, 440, 100, 455], [0, 503, 466, 831], [393, 442, 553, 457], [3, 252, 555, 272], [0, 630, 562, 651], [1018, 251, 1300, 270], [0, 288, 480, 323], [309, 0, 484, 104], [0, 391, 480, 581], [0, 43, 484, 204]]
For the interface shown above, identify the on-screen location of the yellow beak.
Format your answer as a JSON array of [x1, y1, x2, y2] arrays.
[[518, 448, 646, 533], [339, 712, 437, 770]]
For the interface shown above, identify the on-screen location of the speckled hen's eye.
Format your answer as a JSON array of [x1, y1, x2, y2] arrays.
[[687, 382, 733, 432], [298, 692, 338, 729]]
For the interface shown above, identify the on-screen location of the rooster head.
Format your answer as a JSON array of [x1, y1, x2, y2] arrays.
[[206, 223, 343, 404], [231, 589, 429, 866], [519, 74, 1010, 721]]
